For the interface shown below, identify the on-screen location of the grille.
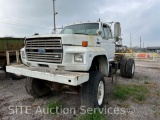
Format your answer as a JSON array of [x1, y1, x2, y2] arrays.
[[25, 37, 63, 63]]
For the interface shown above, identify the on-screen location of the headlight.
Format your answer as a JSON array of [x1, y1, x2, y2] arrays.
[[74, 54, 83, 62]]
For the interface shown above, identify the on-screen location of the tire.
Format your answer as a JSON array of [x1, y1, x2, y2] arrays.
[[9, 73, 24, 80], [120, 58, 127, 77], [25, 77, 51, 97], [81, 72, 106, 108], [126, 58, 135, 78]]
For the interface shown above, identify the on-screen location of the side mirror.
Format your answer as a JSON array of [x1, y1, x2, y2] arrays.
[[96, 30, 102, 35], [114, 22, 121, 41]]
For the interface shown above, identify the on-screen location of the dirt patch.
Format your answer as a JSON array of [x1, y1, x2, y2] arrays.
[[0, 61, 160, 120]]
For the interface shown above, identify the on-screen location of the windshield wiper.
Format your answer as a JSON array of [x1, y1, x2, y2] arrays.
[[73, 33, 88, 35]]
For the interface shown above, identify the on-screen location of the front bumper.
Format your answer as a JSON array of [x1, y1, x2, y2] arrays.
[[6, 64, 89, 86]]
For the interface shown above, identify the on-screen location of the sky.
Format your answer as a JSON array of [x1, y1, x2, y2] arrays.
[[0, 0, 159, 47]]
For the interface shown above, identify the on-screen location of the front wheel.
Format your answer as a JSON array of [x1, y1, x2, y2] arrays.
[[25, 77, 51, 97], [81, 72, 106, 108], [9, 73, 24, 80]]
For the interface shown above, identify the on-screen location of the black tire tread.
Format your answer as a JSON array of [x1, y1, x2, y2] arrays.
[[25, 77, 35, 97], [120, 58, 127, 77], [81, 71, 105, 108], [25, 77, 50, 97], [126, 58, 135, 78], [9, 73, 24, 80]]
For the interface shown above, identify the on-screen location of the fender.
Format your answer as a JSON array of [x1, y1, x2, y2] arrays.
[[64, 46, 109, 73]]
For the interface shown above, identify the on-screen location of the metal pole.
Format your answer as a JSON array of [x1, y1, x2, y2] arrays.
[[53, 0, 56, 34], [130, 33, 132, 48], [140, 37, 141, 51]]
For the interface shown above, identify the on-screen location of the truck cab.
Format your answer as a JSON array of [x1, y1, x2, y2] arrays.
[[6, 21, 134, 108], [21, 22, 120, 76]]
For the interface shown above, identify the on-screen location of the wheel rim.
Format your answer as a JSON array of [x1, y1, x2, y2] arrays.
[[132, 63, 135, 74], [97, 81, 105, 106]]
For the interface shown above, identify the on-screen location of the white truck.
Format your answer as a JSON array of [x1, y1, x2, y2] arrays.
[[6, 22, 135, 108]]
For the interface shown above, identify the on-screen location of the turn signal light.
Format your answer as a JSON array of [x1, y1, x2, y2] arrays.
[[82, 41, 88, 47]]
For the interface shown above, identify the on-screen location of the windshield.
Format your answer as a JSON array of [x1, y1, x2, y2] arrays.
[[60, 23, 99, 35]]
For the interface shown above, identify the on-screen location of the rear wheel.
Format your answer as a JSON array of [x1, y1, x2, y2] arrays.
[[120, 58, 127, 77], [81, 72, 105, 108], [25, 77, 51, 97], [126, 58, 135, 78]]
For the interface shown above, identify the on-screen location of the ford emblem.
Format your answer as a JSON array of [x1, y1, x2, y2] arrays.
[[38, 49, 45, 54]]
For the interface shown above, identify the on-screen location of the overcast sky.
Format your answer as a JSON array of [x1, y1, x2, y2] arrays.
[[0, 0, 159, 47]]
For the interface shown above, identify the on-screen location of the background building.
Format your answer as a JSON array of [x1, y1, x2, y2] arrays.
[[147, 46, 160, 53]]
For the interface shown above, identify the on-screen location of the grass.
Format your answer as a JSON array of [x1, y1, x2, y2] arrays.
[[112, 84, 149, 102], [47, 99, 62, 114], [144, 80, 150, 84], [152, 101, 159, 119], [147, 83, 158, 88], [143, 76, 149, 79], [156, 90, 160, 97], [76, 110, 106, 120], [117, 102, 130, 108], [134, 94, 147, 102], [143, 75, 150, 84]]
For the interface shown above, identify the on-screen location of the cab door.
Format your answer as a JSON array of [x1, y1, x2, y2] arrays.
[[100, 24, 115, 61]]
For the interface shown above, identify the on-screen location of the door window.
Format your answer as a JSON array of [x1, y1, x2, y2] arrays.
[[103, 25, 112, 39]]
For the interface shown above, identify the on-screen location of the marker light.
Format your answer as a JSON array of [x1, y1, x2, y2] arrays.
[[82, 41, 88, 47]]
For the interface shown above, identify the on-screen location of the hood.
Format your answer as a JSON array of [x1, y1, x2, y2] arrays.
[[26, 34, 98, 46]]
